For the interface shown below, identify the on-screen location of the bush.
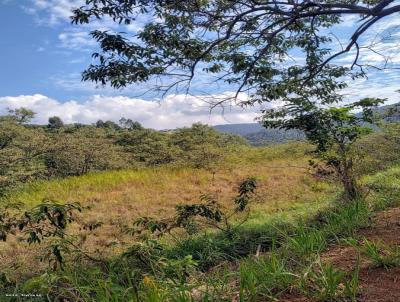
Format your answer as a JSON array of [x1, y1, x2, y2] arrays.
[[45, 129, 125, 177]]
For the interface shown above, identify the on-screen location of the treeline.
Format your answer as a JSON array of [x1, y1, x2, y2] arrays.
[[0, 108, 246, 193]]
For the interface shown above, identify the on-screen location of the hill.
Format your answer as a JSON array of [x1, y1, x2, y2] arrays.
[[1, 129, 400, 301], [214, 102, 400, 146], [214, 123, 305, 145], [375, 101, 400, 122], [0, 142, 336, 276]]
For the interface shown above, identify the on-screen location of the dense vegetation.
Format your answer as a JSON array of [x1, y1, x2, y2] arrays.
[[0, 109, 245, 195], [1, 1, 400, 299], [1, 113, 400, 300]]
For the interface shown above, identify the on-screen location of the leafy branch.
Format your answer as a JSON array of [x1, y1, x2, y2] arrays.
[[126, 177, 257, 239]]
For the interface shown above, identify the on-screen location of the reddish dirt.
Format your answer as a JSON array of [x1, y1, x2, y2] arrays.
[[281, 208, 400, 302]]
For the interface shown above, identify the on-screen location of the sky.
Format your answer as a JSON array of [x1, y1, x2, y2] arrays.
[[0, 0, 399, 129]]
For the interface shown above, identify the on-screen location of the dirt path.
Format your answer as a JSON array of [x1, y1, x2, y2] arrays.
[[324, 208, 400, 302], [282, 208, 400, 302]]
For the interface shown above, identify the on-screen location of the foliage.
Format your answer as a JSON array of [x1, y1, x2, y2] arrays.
[[0, 109, 245, 192], [8, 107, 35, 124], [239, 252, 296, 301], [71, 0, 398, 109], [129, 177, 257, 238], [47, 116, 64, 130], [0, 201, 81, 269], [300, 261, 348, 301], [116, 123, 245, 168], [359, 239, 400, 269], [116, 128, 179, 166], [0, 116, 50, 193], [284, 225, 327, 259], [45, 128, 125, 177], [263, 97, 386, 200], [119, 117, 143, 130], [355, 122, 400, 175]]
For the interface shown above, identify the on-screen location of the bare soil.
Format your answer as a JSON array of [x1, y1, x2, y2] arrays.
[[282, 207, 400, 302]]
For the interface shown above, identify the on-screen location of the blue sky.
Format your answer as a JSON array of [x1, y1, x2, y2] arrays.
[[0, 1, 90, 101], [0, 0, 399, 128]]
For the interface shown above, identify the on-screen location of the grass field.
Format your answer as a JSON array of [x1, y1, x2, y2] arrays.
[[2, 140, 400, 301], [6, 143, 337, 224], [0, 143, 337, 278]]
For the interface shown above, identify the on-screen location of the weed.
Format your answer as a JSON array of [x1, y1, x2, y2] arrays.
[[301, 260, 347, 301], [284, 225, 327, 259], [361, 239, 400, 269], [344, 255, 360, 301], [321, 200, 371, 239], [239, 251, 297, 301]]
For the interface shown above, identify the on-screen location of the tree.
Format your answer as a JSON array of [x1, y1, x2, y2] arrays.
[[72, 0, 399, 102], [72, 0, 398, 199], [48, 116, 64, 130], [8, 107, 35, 124], [262, 97, 386, 200], [119, 117, 144, 130], [0, 118, 50, 193], [116, 128, 179, 166], [170, 123, 226, 168], [45, 128, 124, 177], [95, 119, 121, 130]]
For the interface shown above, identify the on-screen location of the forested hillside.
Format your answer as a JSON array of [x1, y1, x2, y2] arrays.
[[2, 0, 400, 300], [1, 104, 400, 301], [214, 123, 305, 145], [0, 108, 245, 195], [214, 102, 400, 146]]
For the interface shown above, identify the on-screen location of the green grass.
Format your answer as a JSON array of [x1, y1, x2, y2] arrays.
[[0, 143, 337, 265], [359, 239, 400, 269], [2, 148, 400, 301]]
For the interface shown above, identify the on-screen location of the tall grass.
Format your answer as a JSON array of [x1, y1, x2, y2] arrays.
[[0, 143, 336, 268], [2, 149, 400, 301]]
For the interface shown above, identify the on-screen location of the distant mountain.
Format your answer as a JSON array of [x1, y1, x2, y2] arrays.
[[214, 123, 304, 146], [374, 102, 400, 122], [214, 123, 266, 136], [214, 102, 400, 146]]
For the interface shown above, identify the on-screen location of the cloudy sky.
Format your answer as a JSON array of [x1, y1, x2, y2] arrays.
[[0, 0, 399, 129]]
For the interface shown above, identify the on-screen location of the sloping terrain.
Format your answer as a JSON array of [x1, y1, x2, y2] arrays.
[[326, 208, 400, 302], [0, 143, 336, 279], [282, 207, 400, 302], [214, 123, 304, 145]]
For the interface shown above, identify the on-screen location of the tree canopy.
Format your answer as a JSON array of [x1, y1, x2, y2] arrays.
[[72, 0, 399, 107]]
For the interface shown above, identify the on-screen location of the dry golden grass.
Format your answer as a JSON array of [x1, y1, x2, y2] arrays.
[[0, 142, 337, 277]]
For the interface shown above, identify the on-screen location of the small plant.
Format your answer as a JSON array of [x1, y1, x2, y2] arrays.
[[361, 239, 400, 269], [0, 201, 82, 269], [301, 260, 346, 301], [239, 251, 297, 301], [128, 177, 257, 239], [301, 258, 361, 302], [141, 276, 165, 302], [239, 263, 258, 302], [284, 225, 327, 259], [322, 200, 371, 238], [344, 255, 360, 301], [160, 255, 198, 286]]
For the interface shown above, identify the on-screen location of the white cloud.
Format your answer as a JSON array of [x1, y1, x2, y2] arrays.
[[2, 86, 397, 131], [58, 30, 97, 51], [0, 94, 265, 129], [25, 0, 84, 25], [343, 69, 400, 104], [23, 0, 124, 52]]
